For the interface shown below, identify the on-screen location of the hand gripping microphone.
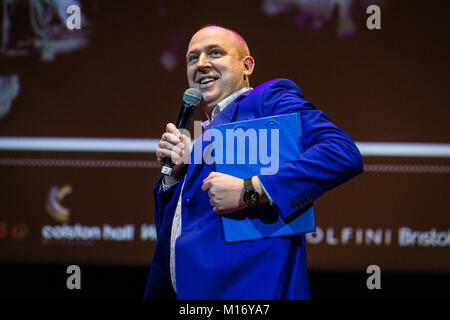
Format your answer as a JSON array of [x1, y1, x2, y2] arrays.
[[161, 88, 202, 176]]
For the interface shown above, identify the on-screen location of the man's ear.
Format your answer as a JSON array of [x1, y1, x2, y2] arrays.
[[243, 56, 255, 78]]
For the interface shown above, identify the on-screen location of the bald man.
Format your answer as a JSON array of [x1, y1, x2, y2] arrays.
[[144, 25, 363, 299]]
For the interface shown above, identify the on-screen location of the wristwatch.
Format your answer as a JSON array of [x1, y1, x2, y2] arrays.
[[242, 178, 260, 207]]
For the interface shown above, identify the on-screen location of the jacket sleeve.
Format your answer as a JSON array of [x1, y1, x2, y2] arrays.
[[153, 175, 183, 235], [257, 79, 363, 219]]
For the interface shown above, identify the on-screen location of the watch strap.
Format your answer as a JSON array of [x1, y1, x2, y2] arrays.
[[244, 177, 253, 191]]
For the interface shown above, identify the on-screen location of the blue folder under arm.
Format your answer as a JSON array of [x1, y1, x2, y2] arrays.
[[211, 112, 316, 243]]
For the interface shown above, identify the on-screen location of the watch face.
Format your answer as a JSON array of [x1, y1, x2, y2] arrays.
[[244, 190, 259, 206]]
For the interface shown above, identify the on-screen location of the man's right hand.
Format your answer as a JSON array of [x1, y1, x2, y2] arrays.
[[156, 123, 191, 183]]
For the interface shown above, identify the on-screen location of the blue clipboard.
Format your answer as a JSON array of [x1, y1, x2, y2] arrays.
[[211, 112, 316, 243]]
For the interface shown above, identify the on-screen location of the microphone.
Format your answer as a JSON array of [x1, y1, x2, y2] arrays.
[[161, 88, 202, 176]]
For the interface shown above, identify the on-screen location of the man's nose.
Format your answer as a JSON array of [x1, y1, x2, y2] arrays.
[[197, 53, 211, 69]]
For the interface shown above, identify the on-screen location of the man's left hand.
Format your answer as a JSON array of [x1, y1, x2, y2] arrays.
[[201, 172, 246, 215]]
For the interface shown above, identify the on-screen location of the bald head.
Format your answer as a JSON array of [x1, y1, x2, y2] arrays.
[[186, 25, 255, 113], [191, 25, 250, 59]]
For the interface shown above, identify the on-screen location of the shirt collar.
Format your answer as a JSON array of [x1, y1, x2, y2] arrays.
[[202, 87, 253, 128]]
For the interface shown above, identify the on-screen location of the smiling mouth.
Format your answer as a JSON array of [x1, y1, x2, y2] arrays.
[[200, 77, 216, 84], [196, 76, 219, 88]]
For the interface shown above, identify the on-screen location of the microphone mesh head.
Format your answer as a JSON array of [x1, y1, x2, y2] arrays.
[[183, 88, 202, 107]]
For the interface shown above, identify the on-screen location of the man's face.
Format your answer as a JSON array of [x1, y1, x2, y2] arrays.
[[186, 27, 250, 108]]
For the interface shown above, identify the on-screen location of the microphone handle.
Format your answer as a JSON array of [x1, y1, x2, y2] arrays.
[[175, 103, 195, 129], [161, 103, 195, 176]]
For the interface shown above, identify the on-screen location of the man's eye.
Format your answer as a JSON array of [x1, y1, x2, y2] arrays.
[[209, 50, 222, 57], [187, 55, 198, 63]]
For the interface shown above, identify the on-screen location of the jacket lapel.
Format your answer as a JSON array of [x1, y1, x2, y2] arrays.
[[186, 90, 252, 182], [207, 89, 252, 128], [207, 101, 238, 128]]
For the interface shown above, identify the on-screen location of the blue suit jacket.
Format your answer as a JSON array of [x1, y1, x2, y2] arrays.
[[144, 79, 363, 300]]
